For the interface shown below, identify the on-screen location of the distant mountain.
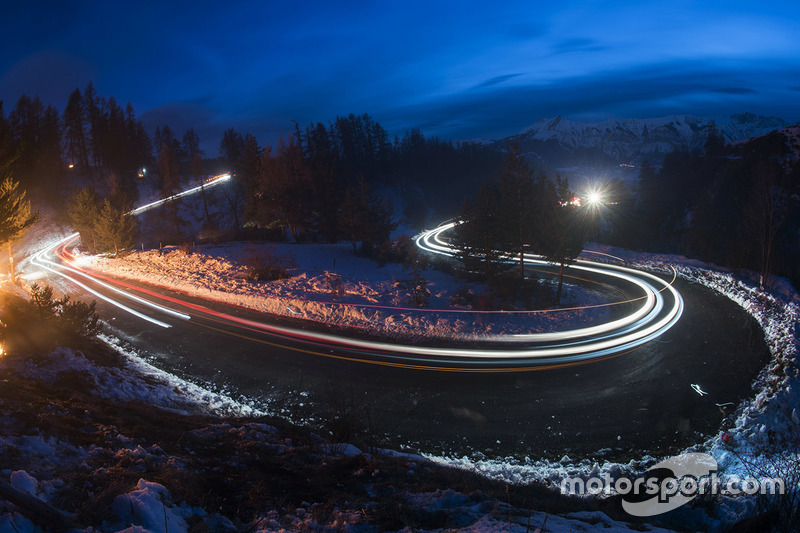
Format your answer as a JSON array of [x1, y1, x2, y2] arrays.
[[738, 123, 800, 163], [720, 112, 789, 142], [489, 113, 790, 180]]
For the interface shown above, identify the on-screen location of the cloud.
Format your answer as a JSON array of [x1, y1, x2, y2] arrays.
[[473, 74, 523, 89], [712, 87, 756, 94], [378, 59, 800, 141], [552, 38, 605, 54]]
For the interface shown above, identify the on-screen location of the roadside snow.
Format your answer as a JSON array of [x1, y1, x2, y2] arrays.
[[0, 341, 675, 533], [584, 244, 800, 468], [413, 244, 799, 531], [83, 239, 800, 488], [109, 479, 203, 533], [9, 471, 38, 496], [80, 241, 612, 340]]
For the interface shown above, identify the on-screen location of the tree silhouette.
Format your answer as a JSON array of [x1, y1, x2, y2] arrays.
[[0, 177, 38, 283], [538, 178, 585, 305], [69, 187, 100, 253], [496, 140, 536, 279], [453, 180, 508, 279], [94, 199, 137, 255]]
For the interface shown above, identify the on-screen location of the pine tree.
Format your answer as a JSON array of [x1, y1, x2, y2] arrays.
[[0, 177, 38, 283], [94, 199, 137, 254], [63, 88, 91, 171], [338, 178, 397, 254], [496, 140, 536, 279], [453, 180, 508, 279], [0, 104, 18, 180], [7, 95, 62, 189], [154, 126, 187, 242], [220, 128, 244, 171], [125, 103, 152, 180], [182, 128, 208, 221], [538, 177, 585, 305], [83, 82, 104, 173], [68, 187, 101, 253]]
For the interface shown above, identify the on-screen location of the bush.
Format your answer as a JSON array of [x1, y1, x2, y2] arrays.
[[395, 263, 430, 308], [58, 298, 101, 338], [449, 286, 475, 308], [30, 283, 102, 339], [373, 235, 420, 267], [325, 271, 345, 298], [1, 284, 102, 353], [729, 408, 800, 531], [243, 245, 296, 282]]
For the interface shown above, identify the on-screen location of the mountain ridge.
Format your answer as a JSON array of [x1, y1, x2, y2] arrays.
[[483, 113, 791, 179]]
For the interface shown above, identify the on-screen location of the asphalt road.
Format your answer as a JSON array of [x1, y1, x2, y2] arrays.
[[38, 255, 768, 463]]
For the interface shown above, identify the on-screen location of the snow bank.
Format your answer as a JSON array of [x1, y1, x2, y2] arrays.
[[584, 244, 800, 470], [110, 479, 197, 533], [80, 241, 612, 341], [9, 471, 38, 496], [420, 244, 798, 530], [98, 335, 268, 418]]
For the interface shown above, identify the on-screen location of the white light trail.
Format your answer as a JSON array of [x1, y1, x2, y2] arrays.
[[26, 177, 685, 368], [409, 221, 685, 364], [21, 175, 234, 328], [129, 173, 231, 215], [30, 235, 175, 328]]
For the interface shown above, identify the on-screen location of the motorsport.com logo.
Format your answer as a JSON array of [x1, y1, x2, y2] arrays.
[[560, 453, 785, 517]]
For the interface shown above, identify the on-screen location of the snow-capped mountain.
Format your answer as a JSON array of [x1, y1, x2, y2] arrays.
[[492, 113, 789, 174]]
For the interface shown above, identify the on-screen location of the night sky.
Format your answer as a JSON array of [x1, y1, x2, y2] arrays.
[[3, 1, 800, 151]]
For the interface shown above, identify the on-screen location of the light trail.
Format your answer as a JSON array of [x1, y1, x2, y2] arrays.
[[50, 236, 191, 321], [25, 176, 684, 369], [412, 221, 684, 363], [23, 174, 235, 328], [30, 235, 175, 328], [129, 173, 231, 215]]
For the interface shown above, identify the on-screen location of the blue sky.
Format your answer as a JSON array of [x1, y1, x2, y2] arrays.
[[2, 0, 799, 151]]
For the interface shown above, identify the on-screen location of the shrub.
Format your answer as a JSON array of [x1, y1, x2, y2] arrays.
[[30, 283, 102, 339], [1, 284, 102, 353], [395, 263, 430, 308], [243, 245, 296, 282], [179, 241, 195, 255], [373, 235, 420, 267], [730, 408, 800, 531], [449, 286, 475, 308], [58, 298, 101, 338], [325, 272, 345, 298]]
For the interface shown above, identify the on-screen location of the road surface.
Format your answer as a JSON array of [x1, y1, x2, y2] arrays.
[[25, 233, 768, 461]]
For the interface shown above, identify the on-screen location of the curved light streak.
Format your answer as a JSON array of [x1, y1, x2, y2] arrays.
[[50, 236, 191, 321], [410, 221, 684, 364], [26, 175, 684, 369], [30, 234, 176, 328], [129, 173, 231, 215]]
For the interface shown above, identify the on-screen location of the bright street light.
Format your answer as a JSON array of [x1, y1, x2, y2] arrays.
[[585, 186, 605, 208]]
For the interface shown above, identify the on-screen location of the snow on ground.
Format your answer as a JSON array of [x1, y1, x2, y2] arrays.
[[400, 244, 799, 531], [11, 195, 799, 530], [584, 245, 799, 442], [82, 237, 800, 486], [80, 241, 612, 340], [13, 208, 73, 286], [0, 331, 674, 533]]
